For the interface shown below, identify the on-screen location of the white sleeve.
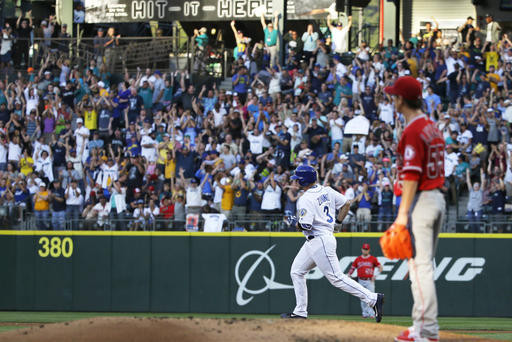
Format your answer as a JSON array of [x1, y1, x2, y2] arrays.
[[330, 187, 347, 210], [297, 197, 314, 226]]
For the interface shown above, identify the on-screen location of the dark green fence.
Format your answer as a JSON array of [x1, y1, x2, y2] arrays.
[[0, 231, 510, 317]]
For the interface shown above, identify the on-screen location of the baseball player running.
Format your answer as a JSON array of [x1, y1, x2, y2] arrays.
[[347, 243, 383, 318], [281, 165, 384, 322], [382, 76, 445, 342]]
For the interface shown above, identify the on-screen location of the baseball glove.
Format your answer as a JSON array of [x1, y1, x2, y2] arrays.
[[379, 223, 413, 260]]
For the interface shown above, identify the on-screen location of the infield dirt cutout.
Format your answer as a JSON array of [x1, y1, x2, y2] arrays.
[[0, 316, 495, 342]]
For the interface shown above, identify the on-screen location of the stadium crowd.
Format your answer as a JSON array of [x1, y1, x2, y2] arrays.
[[0, 11, 511, 232]]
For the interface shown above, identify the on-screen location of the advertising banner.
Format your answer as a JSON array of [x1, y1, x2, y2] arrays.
[[83, 0, 338, 23], [0, 231, 509, 316]]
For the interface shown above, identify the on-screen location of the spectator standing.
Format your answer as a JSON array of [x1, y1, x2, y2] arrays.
[[109, 180, 127, 230], [377, 176, 393, 230], [193, 27, 209, 50], [0, 25, 14, 67], [65, 180, 82, 229], [92, 196, 111, 229], [57, 23, 70, 55], [484, 14, 501, 45], [260, 172, 282, 223], [260, 12, 280, 68], [34, 182, 50, 229], [458, 16, 479, 45], [219, 176, 234, 220], [173, 194, 186, 230], [355, 182, 372, 230], [327, 14, 352, 55], [466, 168, 484, 231], [302, 24, 319, 62], [13, 179, 30, 222], [248, 180, 264, 230], [74, 118, 90, 161], [231, 173, 249, 225], [15, 13, 32, 67], [184, 176, 202, 215], [232, 67, 249, 104], [104, 27, 120, 70], [230, 21, 250, 60], [50, 180, 66, 230], [93, 28, 106, 66]]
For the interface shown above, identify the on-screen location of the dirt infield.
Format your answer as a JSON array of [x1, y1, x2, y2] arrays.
[[0, 316, 495, 342]]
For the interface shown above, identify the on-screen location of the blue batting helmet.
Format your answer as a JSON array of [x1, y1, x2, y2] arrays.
[[291, 165, 317, 186]]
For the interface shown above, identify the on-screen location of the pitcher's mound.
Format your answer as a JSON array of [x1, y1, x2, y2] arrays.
[[0, 316, 493, 342]]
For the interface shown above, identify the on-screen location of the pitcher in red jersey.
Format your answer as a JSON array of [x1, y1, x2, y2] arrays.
[[384, 76, 445, 342]]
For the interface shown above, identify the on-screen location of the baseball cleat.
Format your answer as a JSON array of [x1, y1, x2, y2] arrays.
[[373, 293, 384, 323], [394, 329, 439, 342], [280, 312, 307, 319]]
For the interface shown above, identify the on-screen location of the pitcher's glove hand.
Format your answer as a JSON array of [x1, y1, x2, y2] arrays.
[[286, 215, 298, 227], [379, 223, 413, 260]]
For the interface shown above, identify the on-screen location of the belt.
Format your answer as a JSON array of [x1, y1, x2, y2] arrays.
[[307, 236, 315, 241], [359, 277, 372, 281]]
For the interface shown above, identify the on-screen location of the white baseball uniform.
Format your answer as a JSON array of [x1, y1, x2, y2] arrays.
[[290, 184, 378, 317]]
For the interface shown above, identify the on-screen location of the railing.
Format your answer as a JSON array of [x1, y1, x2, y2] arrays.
[[8, 210, 512, 233], [10, 36, 194, 74], [7, 36, 226, 79]]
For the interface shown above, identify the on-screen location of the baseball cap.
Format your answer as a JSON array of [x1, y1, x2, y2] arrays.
[[362, 243, 370, 250], [190, 178, 198, 184], [384, 76, 422, 101], [76, 118, 83, 124], [134, 188, 141, 193]]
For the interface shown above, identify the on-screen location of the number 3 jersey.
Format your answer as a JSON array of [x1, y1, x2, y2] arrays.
[[396, 114, 445, 191], [297, 185, 347, 237]]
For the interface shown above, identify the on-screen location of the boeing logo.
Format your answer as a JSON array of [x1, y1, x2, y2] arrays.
[[234, 245, 485, 306], [235, 245, 294, 306]]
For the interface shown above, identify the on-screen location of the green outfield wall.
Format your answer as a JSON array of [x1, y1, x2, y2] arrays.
[[0, 231, 510, 317]]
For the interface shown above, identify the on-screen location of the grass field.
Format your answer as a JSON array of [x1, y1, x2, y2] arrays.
[[0, 312, 510, 341]]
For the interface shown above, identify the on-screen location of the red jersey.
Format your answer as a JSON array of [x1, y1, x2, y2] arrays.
[[396, 114, 445, 191], [349, 255, 381, 279], [160, 204, 175, 219]]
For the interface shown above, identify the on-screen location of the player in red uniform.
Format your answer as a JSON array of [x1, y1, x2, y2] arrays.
[[347, 243, 383, 318], [384, 76, 445, 342]]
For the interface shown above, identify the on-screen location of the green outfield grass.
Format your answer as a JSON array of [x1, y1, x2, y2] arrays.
[[0, 312, 510, 340]]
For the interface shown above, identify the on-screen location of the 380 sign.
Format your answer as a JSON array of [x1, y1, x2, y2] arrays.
[[38, 237, 73, 258]]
